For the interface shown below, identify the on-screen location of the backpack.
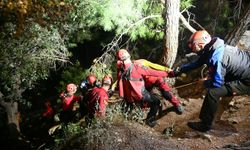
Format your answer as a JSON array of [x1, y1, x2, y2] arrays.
[[120, 63, 145, 102]]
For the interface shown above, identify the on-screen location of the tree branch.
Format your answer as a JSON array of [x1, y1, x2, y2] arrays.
[[179, 13, 196, 33], [91, 14, 162, 68]]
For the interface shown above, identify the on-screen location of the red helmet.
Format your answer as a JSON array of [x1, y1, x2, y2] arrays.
[[86, 74, 97, 86], [102, 75, 113, 85], [66, 83, 77, 94], [117, 49, 130, 61], [188, 30, 211, 52]]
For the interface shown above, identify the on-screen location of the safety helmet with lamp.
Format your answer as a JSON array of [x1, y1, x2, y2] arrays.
[[102, 75, 113, 85], [86, 74, 97, 86], [117, 49, 131, 61], [66, 83, 77, 94], [188, 30, 211, 53]]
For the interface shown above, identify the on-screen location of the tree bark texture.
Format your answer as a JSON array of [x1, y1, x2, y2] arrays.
[[0, 101, 20, 139], [161, 0, 180, 68], [225, 3, 250, 46]]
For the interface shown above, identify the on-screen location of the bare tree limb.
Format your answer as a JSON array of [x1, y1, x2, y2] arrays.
[[179, 13, 196, 33], [91, 14, 161, 69]]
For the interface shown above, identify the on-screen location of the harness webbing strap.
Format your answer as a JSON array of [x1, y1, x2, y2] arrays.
[[122, 63, 143, 81]]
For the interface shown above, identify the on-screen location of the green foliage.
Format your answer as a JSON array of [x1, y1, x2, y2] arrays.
[[87, 58, 113, 80], [191, 0, 237, 36], [53, 102, 146, 149], [64, 0, 166, 43], [116, 102, 145, 124], [162, 122, 176, 138], [57, 61, 85, 93], [0, 23, 69, 101], [64, 0, 197, 51], [99, 0, 148, 31], [63, 0, 103, 43], [53, 123, 85, 147], [57, 60, 112, 94], [180, 0, 194, 10], [100, 0, 164, 40], [215, 2, 235, 35]]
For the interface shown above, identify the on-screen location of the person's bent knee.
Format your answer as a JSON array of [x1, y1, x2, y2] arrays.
[[207, 88, 223, 101]]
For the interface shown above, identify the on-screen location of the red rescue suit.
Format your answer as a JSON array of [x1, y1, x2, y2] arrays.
[[42, 100, 54, 118], [85, 87, 109, 117], [118, 62, 169, 103], [144, 76, 170, 91], [144, 76, 180, 106], [60, 93, 81, 111], [60, 92, 81, 123]]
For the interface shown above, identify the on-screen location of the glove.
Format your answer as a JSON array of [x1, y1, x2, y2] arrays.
[[60, 92, 69, 98], [169, 67, 182, 77], [108, 89, 115, 97], [168, 71, 175, 77], [174, 67, 182, 76]]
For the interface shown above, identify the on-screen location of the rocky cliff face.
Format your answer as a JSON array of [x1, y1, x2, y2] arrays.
[[238, 30, 250, 51]]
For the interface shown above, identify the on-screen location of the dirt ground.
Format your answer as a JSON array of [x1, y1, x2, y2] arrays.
[[154, 95, 250, 150], [98, 85, 250, 150]]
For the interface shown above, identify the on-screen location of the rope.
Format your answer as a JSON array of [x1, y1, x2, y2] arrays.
[[174, 64, 208, 89], [201, 64, 208, 79], [173, 80, 201, 89], [108, 99, 123, 103]]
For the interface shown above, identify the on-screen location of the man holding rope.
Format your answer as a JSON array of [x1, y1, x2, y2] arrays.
[[173, 30, 250, 132]]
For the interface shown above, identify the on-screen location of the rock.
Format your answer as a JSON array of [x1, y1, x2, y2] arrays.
[[219, 141, 250, 150], [238, 30, 250, 51]]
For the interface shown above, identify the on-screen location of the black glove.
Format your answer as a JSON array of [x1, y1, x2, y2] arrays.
[[108, 89, 114, 97], [171, 67, 182, 77]]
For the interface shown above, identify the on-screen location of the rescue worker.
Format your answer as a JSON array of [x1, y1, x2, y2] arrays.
[[79, 74, 100, 117], [116, 49, 172, 127], [117, 59, 184, 114], [173, 30, 250, 132], [60, 83, 82, 123], [42, 100, 54, 118], [41, 100, 55, 130], [84, 75, 112, 124], [80, 74, 99, 95]]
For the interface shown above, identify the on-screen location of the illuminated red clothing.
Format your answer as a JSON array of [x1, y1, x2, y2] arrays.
[[42, 101, 54, 118], [61, 93, 81, 111], [144, 76, 170, 91], [85, 87, 109, 117], [118, 62, 168, 103], [144, 76, 180, 106]]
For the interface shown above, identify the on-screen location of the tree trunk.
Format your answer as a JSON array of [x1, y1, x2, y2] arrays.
[[0, 101, 20, 139], [225, 3, 250, 46], [161, 0, 180, 68]]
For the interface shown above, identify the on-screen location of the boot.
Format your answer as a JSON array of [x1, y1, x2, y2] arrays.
[[175, 104, 184, 115], [145, 116, 157, 127], [187, 121, 211, 132]]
